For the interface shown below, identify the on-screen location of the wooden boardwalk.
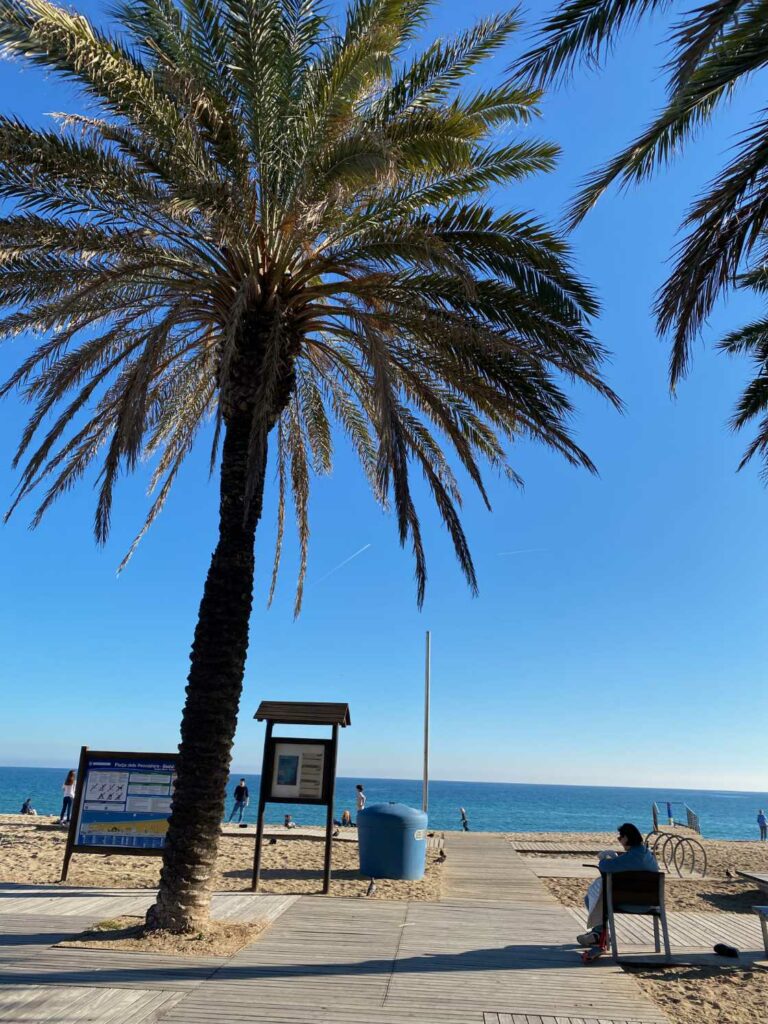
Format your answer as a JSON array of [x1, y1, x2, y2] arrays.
[[156, 834, 667, 1024], [571, 905, 768, 960], [0, 837, 669, 1024], [523, 858, 712, 881], [511, 843, 620, 855], [443, 835, 556, 904], [0, 885, 296, 923], [522, 858, 601, 879], [0, 985, 184, 1023]]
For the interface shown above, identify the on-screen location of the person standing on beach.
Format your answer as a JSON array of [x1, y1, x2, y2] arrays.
[[355, 784, 366, 820], [758, 810, 767, 841], [228, 778, 249, 823], [59, 770, 76, 825]]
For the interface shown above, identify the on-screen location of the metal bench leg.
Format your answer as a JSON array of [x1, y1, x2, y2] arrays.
[[660, 909, 671, 958], [653, 916, 660, 953], [760, 915, 768, 958], [605, 879, 620, 961], [608, 909, 619, 960]]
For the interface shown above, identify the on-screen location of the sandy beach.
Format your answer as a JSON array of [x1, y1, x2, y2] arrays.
[[0, 815, 442, 900]]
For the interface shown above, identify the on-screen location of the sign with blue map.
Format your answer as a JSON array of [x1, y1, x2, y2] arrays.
[[269, 741, 326, 801], [74, 752, 178, 851]]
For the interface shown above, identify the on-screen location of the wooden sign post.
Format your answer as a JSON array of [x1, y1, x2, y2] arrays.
[[251, 702, 350, 894]]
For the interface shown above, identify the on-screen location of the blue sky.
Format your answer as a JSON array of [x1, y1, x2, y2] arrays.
[[1, 0, 767, 791]]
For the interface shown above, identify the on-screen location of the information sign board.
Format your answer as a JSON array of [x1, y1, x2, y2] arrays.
[[262, 736, 332, 806], [270, 742, 326, 801], [76, 753, 177, 849], [61, 747, 178, 880]]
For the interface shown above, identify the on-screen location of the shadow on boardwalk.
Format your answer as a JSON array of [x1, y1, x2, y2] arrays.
[[0, 940, 602, 989]]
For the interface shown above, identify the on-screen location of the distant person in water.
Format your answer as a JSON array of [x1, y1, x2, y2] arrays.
[[758, 810, 767, 841], [20, 797, 36, 815], [459, 807, 470, 831], [229, 778, 249, 823], [284, 813, 296, 829], [355, 785, 366, 818], [577, 822, 658, 948], [59, 770, 76, 825], [341, 809, 352, 827]]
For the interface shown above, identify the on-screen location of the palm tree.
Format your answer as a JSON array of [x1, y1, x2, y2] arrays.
[[517, 0, 768, 471], [0, 0, 617, 931]]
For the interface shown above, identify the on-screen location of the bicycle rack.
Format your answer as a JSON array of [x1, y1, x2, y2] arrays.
[[644, 829, 707, 878]]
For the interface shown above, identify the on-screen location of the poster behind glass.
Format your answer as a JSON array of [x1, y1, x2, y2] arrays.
[[270, 742, 325, 801]]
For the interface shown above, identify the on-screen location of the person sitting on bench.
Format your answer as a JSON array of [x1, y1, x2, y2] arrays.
[[577, 822, 658, 947]]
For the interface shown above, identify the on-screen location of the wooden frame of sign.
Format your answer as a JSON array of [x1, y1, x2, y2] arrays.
[[251, 702, 350, 894], [60, 746, 179, 881]]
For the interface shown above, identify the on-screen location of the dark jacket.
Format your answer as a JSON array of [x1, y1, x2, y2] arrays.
[[234, 783, 249, 803]]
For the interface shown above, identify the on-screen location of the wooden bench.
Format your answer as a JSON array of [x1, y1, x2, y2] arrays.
[[753, 906, 768, 957], [737, 870, 768, 893]]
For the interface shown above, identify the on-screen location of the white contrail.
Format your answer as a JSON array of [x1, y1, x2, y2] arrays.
[[497, 547, 547, 555], [316, 543, 372, 584]]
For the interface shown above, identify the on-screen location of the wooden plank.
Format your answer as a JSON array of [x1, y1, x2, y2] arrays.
[[0, 985, 183, 1023], [0, 947, 226, 991], [511, 844, 620, 855], [254, 701, 350, 726], [442, 835, 556, 905], [523, 860, 602, 880], [0, 835, 669, 1024], [569, 906, 767, 958], [736, 871, 768, 892], [0, 886, 297, 926]]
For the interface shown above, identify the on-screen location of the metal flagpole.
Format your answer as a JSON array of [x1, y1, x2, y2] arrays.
[[423, 630, 431, 814]]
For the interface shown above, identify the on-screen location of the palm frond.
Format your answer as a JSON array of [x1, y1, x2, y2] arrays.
[[515, 0, 670, 85], [0, 0, 614, 608]]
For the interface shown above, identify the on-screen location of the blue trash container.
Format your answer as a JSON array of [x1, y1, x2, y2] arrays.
[[358, 802, 428, 880]]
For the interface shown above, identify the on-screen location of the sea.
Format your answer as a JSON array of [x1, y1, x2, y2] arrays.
[[2, 766, 766, 840]]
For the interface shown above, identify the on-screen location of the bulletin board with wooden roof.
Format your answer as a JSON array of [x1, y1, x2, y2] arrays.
[[251, 700, 350, 893]]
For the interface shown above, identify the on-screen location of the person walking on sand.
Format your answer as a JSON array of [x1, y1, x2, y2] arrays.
[[758, 810, 767, 841], [228, 778, 249, 823], [355, 784, 366, 819], [59, 770, 76, 825]]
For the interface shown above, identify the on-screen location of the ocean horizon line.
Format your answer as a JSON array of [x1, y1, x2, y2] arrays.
[[2, 764, 766, 797]]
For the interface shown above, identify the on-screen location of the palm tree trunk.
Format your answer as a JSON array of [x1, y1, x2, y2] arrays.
[[147, 358, 269, 932]]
